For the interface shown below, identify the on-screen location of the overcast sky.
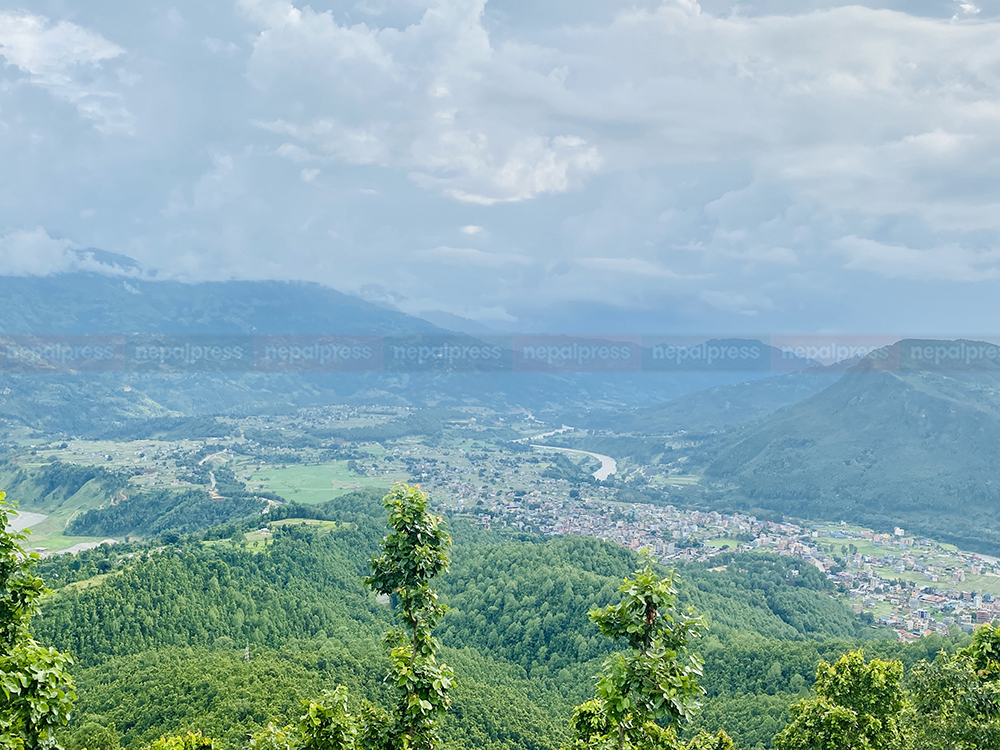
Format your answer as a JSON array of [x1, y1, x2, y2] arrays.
[[2, 0, 1000, 334]]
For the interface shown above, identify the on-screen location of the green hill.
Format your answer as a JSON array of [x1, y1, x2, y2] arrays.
[[704, 339, 1000, 552], [583, 369, 841, 434], [31, 487, 903, 750]]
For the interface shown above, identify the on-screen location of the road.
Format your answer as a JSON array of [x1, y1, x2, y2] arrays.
[[531, 445, 618, 481]]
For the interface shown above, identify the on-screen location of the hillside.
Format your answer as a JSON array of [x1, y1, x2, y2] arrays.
[[582, 369, 841, 435], [704, 340, 1000, 551], [33, 488, 895, 750]]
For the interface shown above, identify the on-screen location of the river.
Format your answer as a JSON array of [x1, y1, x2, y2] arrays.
[[9, 511, 47, 532], [531, 445, 618, 481]]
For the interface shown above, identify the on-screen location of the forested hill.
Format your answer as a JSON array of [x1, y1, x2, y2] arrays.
[[703, 339, 1000, 552], [29, 488, 925, 750]]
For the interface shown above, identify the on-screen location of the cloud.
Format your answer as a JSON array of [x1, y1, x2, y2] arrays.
[[0, 227, 137, 277], [0, 12, 130, 133], [577, 257, 686, 280], [836, 236, 1000, 282], [9, 1, 1000, 334], [242, 0, 602, 203], [415, 246, 533, 267]]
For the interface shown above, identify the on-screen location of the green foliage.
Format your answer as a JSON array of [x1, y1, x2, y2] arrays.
[[571, 557, 705, 750], [292, 484, 454, 750], [297, 689, 357, 750], [908, 624, 1000, 748], [682, 730, 737, 750], [680, 554, 878, 641], [774, 651, 907, 750], [63, 721, 120, 750], [0, 494, 76, 750], [146, 732, 213, 750], [32, 496, 946, 750], [35, 525, 387, 666], [67, 486, 264, 538], [249, 723, 300, 750], [364, 484, 453, 750]]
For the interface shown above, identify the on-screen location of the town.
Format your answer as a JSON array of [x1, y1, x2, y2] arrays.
[[464, 486, 1000, 641]]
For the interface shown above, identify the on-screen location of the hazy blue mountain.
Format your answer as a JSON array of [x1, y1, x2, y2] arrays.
[[0, 273, 793, 431], [0, 274, 439, 336]]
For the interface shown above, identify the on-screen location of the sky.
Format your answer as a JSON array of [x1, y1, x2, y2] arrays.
[[2, 0, 1000, 334]]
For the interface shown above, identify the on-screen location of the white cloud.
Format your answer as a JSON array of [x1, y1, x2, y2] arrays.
[[0, 227, 136, 277], [836, 236, 1000, 282], [10, 1, 1000, 333], [415, 246, 533, 267], [275, 143, 315, 162], [242, 0, 602, 203], [0, 227, 77, 276], [0, 12, 130, 133], [577, 257, 686, 280]]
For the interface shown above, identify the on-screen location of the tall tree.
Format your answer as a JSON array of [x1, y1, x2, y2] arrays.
[[0, 494, 76, 750], [255, 484, 454, 750], [570, 556, 706, 750], [365, 484, 453, 750]]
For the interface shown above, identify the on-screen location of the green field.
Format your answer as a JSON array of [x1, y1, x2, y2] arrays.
[[248, 462, 403, 504]]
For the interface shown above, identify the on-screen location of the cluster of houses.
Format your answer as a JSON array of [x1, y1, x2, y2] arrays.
[[466, 489, 1000, 640]]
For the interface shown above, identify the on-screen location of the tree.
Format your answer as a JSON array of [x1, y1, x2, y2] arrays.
[[0, 493, 76, 750], [297, 688, 357, 750], [281, 484, 453, 750], [908, 624, 1000, 748], [773, 650, 908, 750], [569, 556, 706, 750], [365, 484, 453, 750]]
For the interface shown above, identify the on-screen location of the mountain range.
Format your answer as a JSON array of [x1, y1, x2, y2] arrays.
[[0, 272, 789, 432]]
